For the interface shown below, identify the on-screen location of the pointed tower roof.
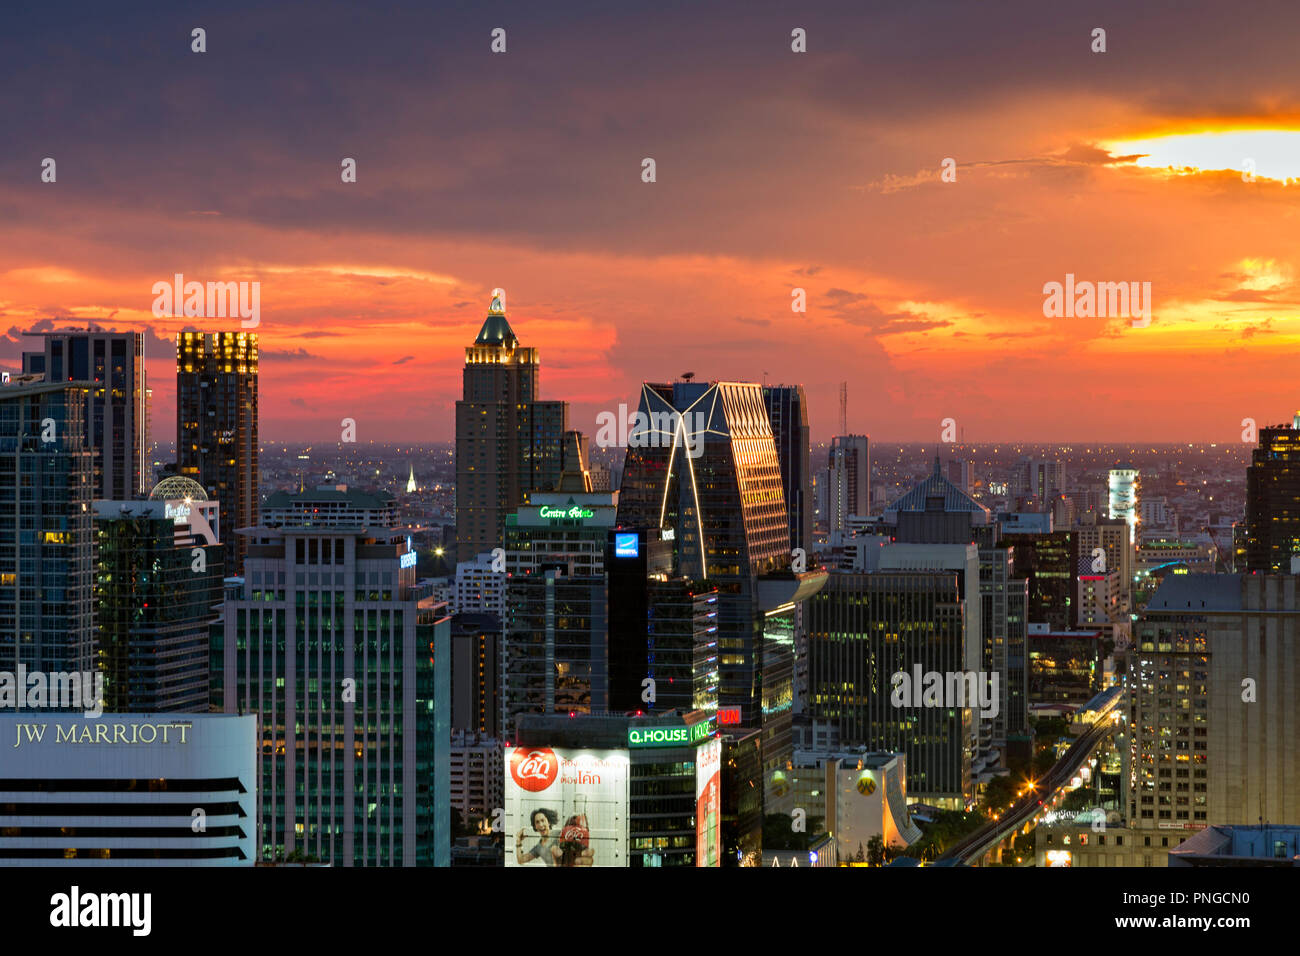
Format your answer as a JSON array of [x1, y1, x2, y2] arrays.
[[474, 289, 519, 348]]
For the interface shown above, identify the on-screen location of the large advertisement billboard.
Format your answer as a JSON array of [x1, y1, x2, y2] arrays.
[[506, 746, 629, 867], [695, 736, 722, 867]]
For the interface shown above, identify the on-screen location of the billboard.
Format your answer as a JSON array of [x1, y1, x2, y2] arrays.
[[506, 746, 629, 867], [695, 736, 722, 867]]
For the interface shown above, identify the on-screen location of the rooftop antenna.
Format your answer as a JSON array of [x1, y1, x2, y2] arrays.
[[839, 382, 848, 435]]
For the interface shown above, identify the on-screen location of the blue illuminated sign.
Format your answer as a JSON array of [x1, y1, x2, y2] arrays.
[[614, 533, 639, 558]]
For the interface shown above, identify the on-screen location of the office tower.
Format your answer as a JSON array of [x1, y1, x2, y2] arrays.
[[826, 434, 870, 533], [502, 568, 606, 736], [605, 526, 719, 713], [1012, 457, 1065, 501], [1127, 574, 1300, 863], [884, 461, 1018, 776], [0, 714, 256, 865], [618, 381, 822, 728], [22, 328, 148, 498], [176, 331, 258, 576], [95, 480, 223, 713], [981, 545, 1029, 752], [1075, 516, 1133, 617], [1007, 530, 1078, 631], [448, 729, 503, 831], [805, 568, 974, 807], [721, 726, 764, 866], [455, 293, 568, 559], [589, 463, 612, 492], [947, 457, 974, 495], [1076, 555, 1121, 637], [451, 612, 500, 736], [886, 457, 992, 541], [762, 385, 812, 555], [1027, 625, 1101, 707], [1108, 465, 1140, 533], [0, 382, 94, 677], [1246, 415, 1300, 572], [813, 467, 829, 530], [218, 486, 450, 866], [1051, 493, 1076, 529], [505, 487, 619, 578]]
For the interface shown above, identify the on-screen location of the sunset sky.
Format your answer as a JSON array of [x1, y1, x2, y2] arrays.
[[5, 0, 1300, 443]]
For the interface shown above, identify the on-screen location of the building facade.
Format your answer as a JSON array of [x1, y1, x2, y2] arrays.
[[0, 382, 95, 677], [176, 331, 258, 576], [22, 329, 148, 499], [217, 489, 450, 866], [455, 295, 568, 559]]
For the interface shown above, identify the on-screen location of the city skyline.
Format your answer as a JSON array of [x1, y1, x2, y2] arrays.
[[7, 1, 1300, 443]]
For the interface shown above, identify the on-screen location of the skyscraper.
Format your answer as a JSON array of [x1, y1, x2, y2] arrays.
[[94, 478, 223, 713], [618, 380, 822, 727], [806, 568, 974, 806], [0, 381, 95, 677], [1123, 574, 1300, 863], [22, 328, 148, 499], [455, 292, 568, 560], [762, 385, 812, 555], [176, 331, 259, 576], [217, 485, 450, 866], [1245, 415, 1300, 572], [827, 434, 870, 532], [1108, 465, 1140, 534]]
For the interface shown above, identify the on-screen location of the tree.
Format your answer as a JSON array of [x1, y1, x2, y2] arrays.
[[855, 842, 866, 863], [866, 834, 885, 866]]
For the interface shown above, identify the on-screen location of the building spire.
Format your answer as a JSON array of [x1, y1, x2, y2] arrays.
[[473, 288, 519, 348]]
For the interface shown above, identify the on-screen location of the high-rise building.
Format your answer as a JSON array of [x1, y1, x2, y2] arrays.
[[450, 612, 500, 736], [0, 381, 95, 677], [176, 331, 258, 576], [1125, 575, 1300, 863], [618, 380, 824, 727], [502, 568, 606, 736], [1007, 530, 1078, 631], [23, 328, 148, 498], [217, 487, 450, 866], [947, 457, 974, 495], [450, 552, 506, 617], [1012, 457, 1065, 502], [826, 434, 870, 533], [455, 293, 568, 559], [1245, 415, 1300, 572], [762, 385, 812, 555], [1075, 516, 1133, 619], [94, 480, 223, 713], [448, 729, 503, 831], [605, 526, 719, 714], [805, 568, 974, 807], [1108, 466, 1140, 534]]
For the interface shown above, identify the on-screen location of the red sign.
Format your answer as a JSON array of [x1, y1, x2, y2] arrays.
[[510, 747, 559, 792], [717, 707, 741, 725]]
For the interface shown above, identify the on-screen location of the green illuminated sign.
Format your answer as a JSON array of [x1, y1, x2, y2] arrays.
[[628, 719, 715, 748], [539, 505, 594, 520]]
